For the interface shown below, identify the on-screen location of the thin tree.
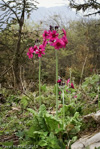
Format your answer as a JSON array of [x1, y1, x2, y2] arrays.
[[0, 0, 38, 89]]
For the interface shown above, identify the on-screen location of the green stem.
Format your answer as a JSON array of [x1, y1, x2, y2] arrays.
[[39, 57, 41, 105], [62, 90, 65, 128], [56, 50, 58, 118], [98, 86, 100, 109], [70, 68, 72, 103], [70, 68, 71, 85]]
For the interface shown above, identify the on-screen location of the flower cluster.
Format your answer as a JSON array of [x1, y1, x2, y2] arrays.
[[57, 79, 65, 86], [57, 78, 75, 89], [27, 26, 68, 58], [27, 40, 46, 58], [57, 78, 65, 90], [66, 78, 75, 89], [42, 26, 68, 50]]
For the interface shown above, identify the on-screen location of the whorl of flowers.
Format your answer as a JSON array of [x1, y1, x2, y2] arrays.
[[42, 26, 68, 50], [27, 39, 46, 58], [27, 26, 68, 59]]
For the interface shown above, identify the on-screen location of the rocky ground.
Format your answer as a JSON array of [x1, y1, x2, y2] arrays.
[[71, 111, 100, 149]]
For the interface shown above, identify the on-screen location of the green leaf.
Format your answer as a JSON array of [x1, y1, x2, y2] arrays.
[[16, 130, 25, 138], [47, 132, 61, 149], [27, 108, 37, 116], [20, 96, 28, 109], [0, 130, 4, 136], [1, 141, 13, 146], [41, 84, 47, 92], [39, 104, 46, 114], [38, 140, 47, 147], [44, 114, 63, 133]]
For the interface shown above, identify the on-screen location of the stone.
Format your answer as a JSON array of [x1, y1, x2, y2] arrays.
[[85, 133, 100, 146], [71, 137, 88, 149], [71, 141, 85, 149], [71, 111, 100, 149], [89, 142, 100, 149], [71, 133, 100, 149], [84, 110, 100, 123], [93, 111, 100, 122]]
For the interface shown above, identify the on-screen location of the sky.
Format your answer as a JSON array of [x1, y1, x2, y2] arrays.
[[37, 0, 68, 8], [2, 0, 68, 7]]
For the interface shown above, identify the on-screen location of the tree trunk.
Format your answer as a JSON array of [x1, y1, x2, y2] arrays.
[[13, 25, 22, 90], [13, 0, 25, 90]]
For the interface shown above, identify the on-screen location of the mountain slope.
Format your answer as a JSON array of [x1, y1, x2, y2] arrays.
[[30, 6, 81, 23]]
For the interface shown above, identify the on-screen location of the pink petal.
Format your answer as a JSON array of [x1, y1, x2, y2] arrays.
[[38, 54, 42, 57]]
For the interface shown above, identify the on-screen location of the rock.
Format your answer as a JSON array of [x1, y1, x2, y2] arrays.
[[71, 133, 100, 149], [89, 142, 100, 149], [71, 136, 89, 149], [71, 141, 85, 149], [85, 133, 100, 146], [84, 110, 100, 123], [93, 111, 100, 122], [71, 111, 100, 149]]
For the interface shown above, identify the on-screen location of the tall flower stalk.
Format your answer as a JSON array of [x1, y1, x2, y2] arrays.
[[57, 79, 65, 128], [39, 57, 41, 105], [27, 41, 46, 106], [42, 26, 68, 117], [27, 27, 68, 111], [56, 50, 58, 117], [70, 68, 72, 103], [62, 89, 65, 128]]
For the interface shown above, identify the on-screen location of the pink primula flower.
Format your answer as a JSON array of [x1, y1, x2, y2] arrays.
[[33, 45, 38, 54], [51, 38, 64, 50], [61, 29, 68, 48], [57, 79, 61, 83], [61, 35, 68, 48], [43, 30, 50, 39], [42, 39, 48, 48], [74, 95, 77, 98], [35, 45, 45, 57], [62, 29, 66, 36], [71, 83, 74, 89], [59, 91, 61, 95], [27, 47, 34, 59], [67, 79, 70, 85], [49, 30, 59, 41]]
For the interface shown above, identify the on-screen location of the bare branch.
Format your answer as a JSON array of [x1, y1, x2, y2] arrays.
[[1, 0, 19, 22], [0, 66, 12, 78], [84, 10, 100, 16], [69, 0, 100, 16]]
